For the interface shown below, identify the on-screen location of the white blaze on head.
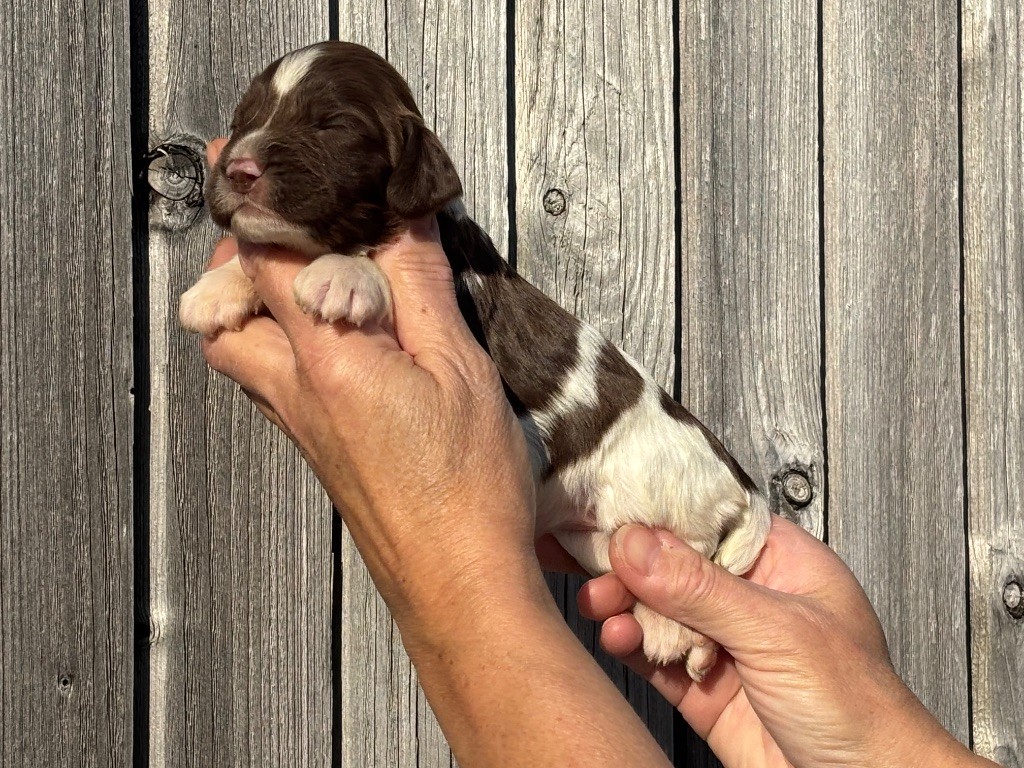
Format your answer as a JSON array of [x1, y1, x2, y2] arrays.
[[272, 47, 322, 96]]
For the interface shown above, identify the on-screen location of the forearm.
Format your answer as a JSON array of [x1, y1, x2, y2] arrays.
[[398, 562, 671, 768]]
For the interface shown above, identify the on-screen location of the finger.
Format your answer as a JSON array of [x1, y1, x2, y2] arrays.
[[599, 614, 745, 739], [610, 525, 783, 655], [535, 534, 587, 575], [207, 137, 229, 167], [202, 316, 296, 406], [577, 573, 636, 620], [206, 237, 238, 272], [373, 218, 478, 359]]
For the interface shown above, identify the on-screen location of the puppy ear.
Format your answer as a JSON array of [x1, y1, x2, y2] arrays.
[[387, 115, 463, 218]]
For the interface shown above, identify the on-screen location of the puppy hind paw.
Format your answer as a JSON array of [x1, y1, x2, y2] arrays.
[[633, 602, 719, 682], [712, 492, 773, 576], [179, 255, 263, 335], [293, 253, 392, 327]]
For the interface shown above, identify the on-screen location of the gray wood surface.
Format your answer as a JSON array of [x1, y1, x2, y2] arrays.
[[0, 1, 135, 766], [679, 0, 824, 543], [335, 3, 509, 765], [514, 0, 677, 758], [963, 0, 1024, 762], [144, 3, 333, 764], [823, 0, 970, 741], [677, 1, 822, 761]]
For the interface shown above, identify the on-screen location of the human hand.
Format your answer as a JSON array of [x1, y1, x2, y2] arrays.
[[578, 517, 996, 768], [198, 139, 547, 640]]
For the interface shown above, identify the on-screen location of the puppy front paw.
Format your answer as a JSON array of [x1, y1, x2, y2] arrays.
[[179, 255, 263, 335], [293, 254, 392, 327]]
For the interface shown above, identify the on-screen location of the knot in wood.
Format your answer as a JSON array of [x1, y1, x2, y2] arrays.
[[143, 137, 206, 231], [1003, 579, 1023, 620], [543, 188, 567, 216], [144, 143, 204, 205], [780, 469, 813, 508]]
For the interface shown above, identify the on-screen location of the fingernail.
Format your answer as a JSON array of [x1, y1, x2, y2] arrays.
[[620, 527, 662, 576]]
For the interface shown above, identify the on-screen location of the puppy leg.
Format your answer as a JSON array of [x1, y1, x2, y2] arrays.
[[293, 253, 392, 327], [712, 493, 772, 576], [179, 255, 263, 334], [632, 603, 718, 681], [554, 530, 717, 681]]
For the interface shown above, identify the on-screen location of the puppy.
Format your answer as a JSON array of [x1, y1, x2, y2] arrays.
[[180, 41, 771, 681]]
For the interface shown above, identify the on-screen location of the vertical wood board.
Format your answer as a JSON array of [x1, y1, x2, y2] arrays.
[[678, 0, 824, 539], [514, 0, 677, 757], [823, 0, 969, 739], [145, 4, 333, 764], [0, 0, 135, 765], [677, 0, 822, 761], [963, 0, 1024, 762]]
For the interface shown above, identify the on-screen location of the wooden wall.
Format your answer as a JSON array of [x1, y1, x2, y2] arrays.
[[0, 0, 1021, 765]]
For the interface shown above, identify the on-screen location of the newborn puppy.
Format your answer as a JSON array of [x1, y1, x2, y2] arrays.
[[180, 41, 771, 681]]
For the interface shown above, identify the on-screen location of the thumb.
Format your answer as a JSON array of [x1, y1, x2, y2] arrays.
[[373, 217, 476, 359], [610, 525, 782, 655]]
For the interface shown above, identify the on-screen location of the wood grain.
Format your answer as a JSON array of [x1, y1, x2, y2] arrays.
[[679, 0, 824, 540], [514, 0, 677, 758], [823, 0, 969, 740], [0, 1, 134, 765], [145, 4, 333, 764], [677, 0, 821, 761], [963, 0, 1024, 762], [335, 2, 508, 764]]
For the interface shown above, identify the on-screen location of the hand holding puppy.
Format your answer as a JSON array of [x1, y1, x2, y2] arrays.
[[579, 518, 999, 768], [200, 148, 541, 635]]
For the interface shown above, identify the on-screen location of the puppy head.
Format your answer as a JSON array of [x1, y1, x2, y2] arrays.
[[206, 41, 463, 255]]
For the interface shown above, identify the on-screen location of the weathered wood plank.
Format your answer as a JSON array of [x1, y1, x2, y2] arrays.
[[678, 0, 822, 761], [514, 0, 676, 758], [0, 1, 134, 765], [823, 0, 969, 740], [963, 0, 1024, 762], [335, 2, 508, 765], [145, 4, 333, 764], [679, 0, 823, 539]]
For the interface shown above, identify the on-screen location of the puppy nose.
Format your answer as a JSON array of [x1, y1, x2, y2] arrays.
[[225, 157, 264, 194]]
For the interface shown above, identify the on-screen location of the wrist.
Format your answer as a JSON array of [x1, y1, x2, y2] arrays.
[[392, 545, 556, 659], [877, 682, 983, 768]]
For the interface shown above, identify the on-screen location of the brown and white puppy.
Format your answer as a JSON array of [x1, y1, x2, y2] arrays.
[[180, 41, 771, 681]]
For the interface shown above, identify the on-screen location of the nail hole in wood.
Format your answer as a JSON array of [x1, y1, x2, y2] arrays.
[[56, 673, 73, 696], [543, 188, 567, 216], [1003, 578, 1023, 620]]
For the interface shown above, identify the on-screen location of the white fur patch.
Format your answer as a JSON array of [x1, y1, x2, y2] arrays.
[[533, 324, 603, 433], [272, 47, 321, 96], [230, 207, 325, 255]]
